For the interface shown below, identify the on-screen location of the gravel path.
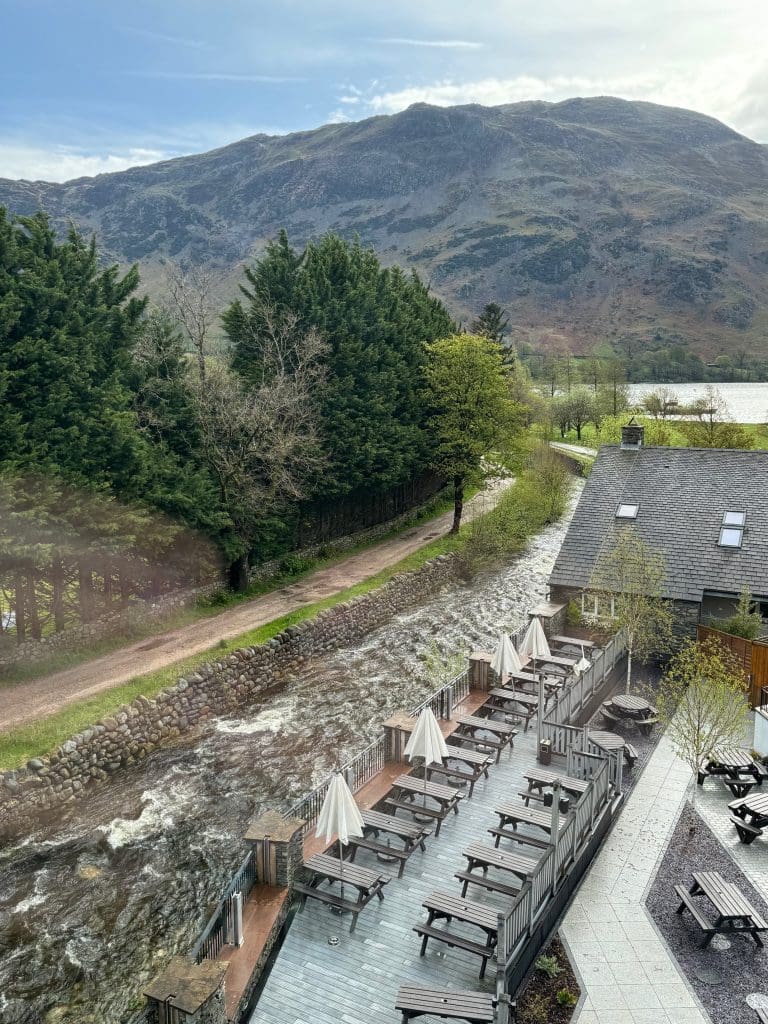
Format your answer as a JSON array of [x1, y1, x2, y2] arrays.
[[0, 480, 512, 734], [645, 804, 768, 1024]]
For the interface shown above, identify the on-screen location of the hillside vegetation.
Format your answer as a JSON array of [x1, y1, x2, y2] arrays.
[[2, 97, 768, 369]]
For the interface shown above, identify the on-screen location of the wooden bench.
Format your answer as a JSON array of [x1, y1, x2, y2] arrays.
[[454, 870, 521, 900], [488, 826, 550, 852], [754, 762, 768, 784], [697, 768, 709, 786], [637, 716, 659, 736], [722, 777, 758, 799], [755, 1007, 768, 1024], [346, 835, 413, 878], [395, 985, 495, 1023], [413, 924, 495, 979], [293, 881, 368, 931], [601, 706, 620, 727], [624, 743, 638, 768], [427, 762, 485, 798], [731, 815, 763, 845], [383, 798, 451, 837], [675, 885, 716, 947], [729, 796, 749, 816]]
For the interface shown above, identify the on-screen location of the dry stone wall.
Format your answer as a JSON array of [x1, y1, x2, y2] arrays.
[[0, 553, 460, 837]]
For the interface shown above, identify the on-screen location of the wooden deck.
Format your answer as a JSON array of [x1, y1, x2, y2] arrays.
[[250, 711, 550, 1024]]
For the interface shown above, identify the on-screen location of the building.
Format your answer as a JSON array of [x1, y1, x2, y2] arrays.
[[548, 425, 768, 635]]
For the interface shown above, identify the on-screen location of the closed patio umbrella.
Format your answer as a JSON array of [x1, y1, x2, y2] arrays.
[[520, 617, 551, 660], [573, 645, 591, 676], [490, 632, 523, 680], [316, 773, 364, 902], [405, 707, 449, 802]]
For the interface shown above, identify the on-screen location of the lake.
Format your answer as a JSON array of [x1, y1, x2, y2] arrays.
[[629, 382, 768, 423]]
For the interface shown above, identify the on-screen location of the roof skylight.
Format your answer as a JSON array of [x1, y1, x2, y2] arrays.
[[718, 511, 746, 548], [616, 503, 639, 519]]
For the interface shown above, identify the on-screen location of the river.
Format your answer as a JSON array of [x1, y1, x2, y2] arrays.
[[629, 382, 768, 423], [0, 484, 580, 1024]]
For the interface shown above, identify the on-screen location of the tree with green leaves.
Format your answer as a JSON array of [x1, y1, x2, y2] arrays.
[[226, 232, 455, 503], [658, 637, 750, 794], [423, 334, 520, 533], [717, 586, 764, 640], [589, 527, 673, 692]]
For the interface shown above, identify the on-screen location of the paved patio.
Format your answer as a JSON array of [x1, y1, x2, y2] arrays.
[[561, 729, 711, 1024], [251, 721, 574, 1024]]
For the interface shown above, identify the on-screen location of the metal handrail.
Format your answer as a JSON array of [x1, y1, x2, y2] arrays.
[[191, 848, 257, 963]]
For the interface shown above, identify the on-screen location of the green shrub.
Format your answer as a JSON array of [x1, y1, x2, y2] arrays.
[[535, 954, 561, 979], [279, 552, 316, 576], [565, 600, 581, 627], [556, 988, 578, 1008], [715, 586, 764, 640]]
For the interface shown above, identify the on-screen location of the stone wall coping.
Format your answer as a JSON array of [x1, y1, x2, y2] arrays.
[[529, 601, 566, 619], [143, 956, 228, 1014], [245, 811, 305, 844], [382, 710, 415, 732]]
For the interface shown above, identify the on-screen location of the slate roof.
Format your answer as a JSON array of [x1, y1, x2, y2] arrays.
[[549, 445, 768, 603]]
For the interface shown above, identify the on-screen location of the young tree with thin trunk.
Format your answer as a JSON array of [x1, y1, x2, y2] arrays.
[[589, 527, 673, 693], [658, 637, 751, 796], [423, 334, 520, 533], [166, 262, 216, 382]]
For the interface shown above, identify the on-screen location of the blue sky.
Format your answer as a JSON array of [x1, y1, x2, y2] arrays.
[[2, 0, 768, 181]]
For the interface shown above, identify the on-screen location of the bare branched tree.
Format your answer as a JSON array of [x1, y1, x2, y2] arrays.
[[166, 262, 216, 381], [190, 308, 328, 589]]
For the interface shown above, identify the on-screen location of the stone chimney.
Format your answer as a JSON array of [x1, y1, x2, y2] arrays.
[[620, 421, 644, 450]]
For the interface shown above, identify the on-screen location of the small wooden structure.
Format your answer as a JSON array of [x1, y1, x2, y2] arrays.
[[697, 624, 768, 707]]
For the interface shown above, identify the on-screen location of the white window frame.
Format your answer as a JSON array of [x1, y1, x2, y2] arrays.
[[581, 592, 616, 620]]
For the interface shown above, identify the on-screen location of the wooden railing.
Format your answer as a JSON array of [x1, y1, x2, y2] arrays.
[[494, 757, 613, 979]]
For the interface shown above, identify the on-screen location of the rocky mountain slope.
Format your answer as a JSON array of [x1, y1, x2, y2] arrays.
[[2, 97, 768, 360]]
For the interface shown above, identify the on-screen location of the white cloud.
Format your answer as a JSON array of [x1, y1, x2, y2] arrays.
[[370, 37, 482, 49], [326, 109, 352, 124], [363, 55, 768, 141], [0, 144, 172, 183]]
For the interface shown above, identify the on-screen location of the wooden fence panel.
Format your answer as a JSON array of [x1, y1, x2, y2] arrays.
[[750, 641, 768, 708]]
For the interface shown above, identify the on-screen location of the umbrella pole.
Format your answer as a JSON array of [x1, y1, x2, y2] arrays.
[[339, 839, 344, 904]]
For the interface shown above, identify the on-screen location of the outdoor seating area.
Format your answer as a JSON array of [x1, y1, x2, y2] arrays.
[[601, 692, 659, 735], [697, 746, 768, 845], [253, 625, 620, 1024]]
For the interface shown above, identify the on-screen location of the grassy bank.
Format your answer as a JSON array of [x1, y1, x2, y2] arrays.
[[0, 459, 566, 770]]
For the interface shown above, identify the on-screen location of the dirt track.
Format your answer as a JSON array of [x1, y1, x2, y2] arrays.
[[0, 483, 509, 734]]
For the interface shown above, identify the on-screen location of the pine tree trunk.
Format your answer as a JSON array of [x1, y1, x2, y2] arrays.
[[228, 553, 249, 592], [450, 475, 464, 534], [51, 554, 66, 632], [26, 570, 41, 640], [79, 561, 94, 623], [14, 571, 26, 643]]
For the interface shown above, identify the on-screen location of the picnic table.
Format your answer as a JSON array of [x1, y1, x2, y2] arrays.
[[705, 748, 760, 781], [604, 693, 659, 735], [524, 767, 590, 798], [494, 800, 567, 836], [395, 985, 495, 1023], [588, 729, 638, 766], [454, 714, 518, 762], [294, 852, 390, 932], [427, 745, 494, 797], [460, 842, 539, 890], [344, 810, 431, 878], [676, 870, 768, 947], [385, 774, 464, 836], [414, 892, 500, 978], [733, 792, 768, 826], [550, 634, 596, 651], [485, 688, 539, 730], [529, 652, 577, 671]]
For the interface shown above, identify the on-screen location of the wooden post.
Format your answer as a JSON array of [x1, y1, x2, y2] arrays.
[[469, 652, 491, 692], [383, 711, 415, 762]]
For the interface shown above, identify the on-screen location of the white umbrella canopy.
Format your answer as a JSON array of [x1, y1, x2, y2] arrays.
[[490, 632, 523, 678], [316, 773, 364, 846], [520, 617, 551, 660], [405, 707, 450, 767], [573, 645, 591, 677], [315, 773, 364, 905]]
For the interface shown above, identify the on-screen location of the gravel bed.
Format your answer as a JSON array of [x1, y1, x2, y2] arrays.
[[645, 803, 768, 1024]]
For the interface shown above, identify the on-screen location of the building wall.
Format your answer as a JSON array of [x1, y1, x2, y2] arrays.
[[549, 585, 700, 641]]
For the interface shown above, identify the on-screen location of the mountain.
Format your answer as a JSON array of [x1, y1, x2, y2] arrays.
[[3, 97, 768, 362]]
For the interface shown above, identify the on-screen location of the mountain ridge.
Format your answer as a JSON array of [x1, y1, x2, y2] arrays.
[[2, 96, 768, 363]]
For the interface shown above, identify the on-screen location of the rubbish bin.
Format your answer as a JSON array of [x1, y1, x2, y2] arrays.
[[539, 738, 552, 765]]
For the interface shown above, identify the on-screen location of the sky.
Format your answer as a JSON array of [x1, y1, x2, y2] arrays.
[[2, 0, 768, 182]]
